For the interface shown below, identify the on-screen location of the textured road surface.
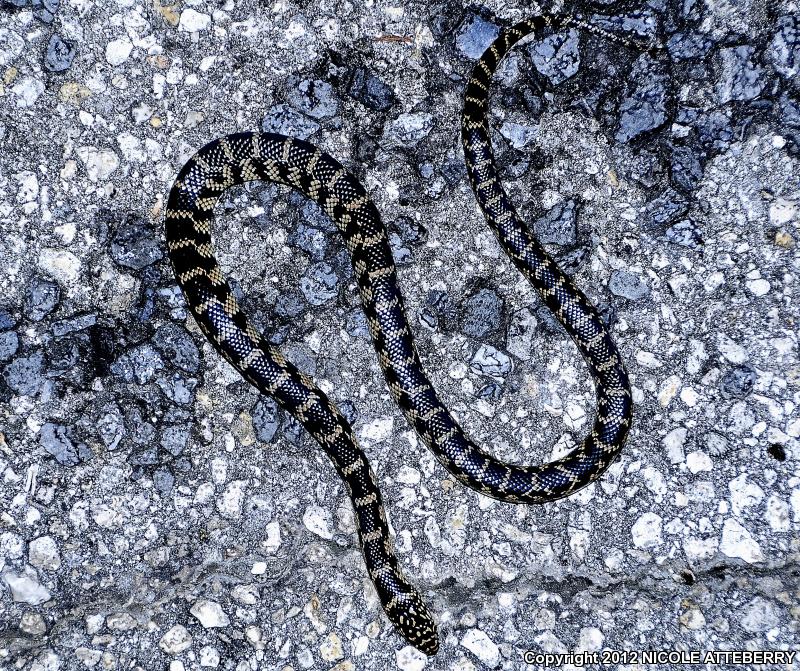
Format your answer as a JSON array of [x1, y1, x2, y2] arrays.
[[0, 1, 798, 669]]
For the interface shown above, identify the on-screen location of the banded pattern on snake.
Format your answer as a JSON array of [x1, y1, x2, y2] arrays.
[[165, 14, 637, 655]]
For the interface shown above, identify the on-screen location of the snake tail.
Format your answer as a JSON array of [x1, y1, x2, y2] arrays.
[[456, 14, 634, 501]]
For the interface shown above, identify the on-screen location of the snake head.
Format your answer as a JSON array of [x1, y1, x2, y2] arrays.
[[386, 590, 439, 655]]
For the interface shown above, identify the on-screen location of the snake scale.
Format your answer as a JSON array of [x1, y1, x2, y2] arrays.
[[165, 15, 637, 655]]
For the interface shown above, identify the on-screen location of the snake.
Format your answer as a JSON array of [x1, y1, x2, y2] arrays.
[[165, 14, 638, 656]]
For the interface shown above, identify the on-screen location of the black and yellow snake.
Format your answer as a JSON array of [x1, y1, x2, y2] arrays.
[[165, 15, 638, 655]]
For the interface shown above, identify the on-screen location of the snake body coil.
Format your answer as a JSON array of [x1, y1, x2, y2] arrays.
[[165, 14, 634, 656]]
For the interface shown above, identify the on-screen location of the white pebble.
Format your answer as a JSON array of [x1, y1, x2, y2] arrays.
[[680, 605, 706, 629], [448, 362, 468, 379], [792, 488, 800, 522], [0, 28, 25, 67], [662, 427, 687, 464], [38, 249, 81, 285], [564, 402, 587, 429], [216, 480, 246, 518], [461, 628, 500, 668], [264, 520, 282, 552], [190, 599, 230, 628], [159, 624, 192, 654], [717, 335, 748, 364], [740, 596, 780, 632], [319, 632, 344, 661], [576, 626, 604, 652], [396, 645, 427, 671], [107, 612, 137, 630], [2, 572, 52, 605], [680, 386, 699, 407], [359, 417, 394, 444], [19, 612, 46, 636], [534, 630, 567, 653], [12, 77, 45, 108], [199, 646, 221, 667], [210, 456, 228, 484], [640, 467, 666, 500], [765, 495, 790, 532], [54, 222, 76, 244], [29, 651, 60, 670], [683, 536, 718, 562], [77, 146, 120, 182], [105, 37, 133, 66], [296, 647, 314, 668], [685, 451, 712, 474], [303, 505, 333, 539], [657, 375, 681, 407], [424, 517, 441, 548], [396, 465, 421, 485], [604, 548, 624, 571], [231, 585, 258, 606], [729, 400, 756, 435], [746, 279, 770, 296], [631, 512, 663, 549], [1, 532, 25, 559], [635, 350, 662, 368], [117, 131, 146, 162], [499, 121, 537, 149], [28, 536, 61, 571], [568, 529, 590, 561], [16, 171, 39, 203], [720, 518, 763, 563], [769, 198, 796, 225], [85, 613, 104, 635], [729, 473, 764, 516], [194, 482, 214, 504], [180, 9, 212, 32], [704, 271, 725, 292]]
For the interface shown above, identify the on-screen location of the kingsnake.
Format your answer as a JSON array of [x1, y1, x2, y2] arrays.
[[165, 14, 638, 656]]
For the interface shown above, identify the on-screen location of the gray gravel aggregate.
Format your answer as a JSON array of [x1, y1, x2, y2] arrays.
[[1, 0, 798, 669]]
